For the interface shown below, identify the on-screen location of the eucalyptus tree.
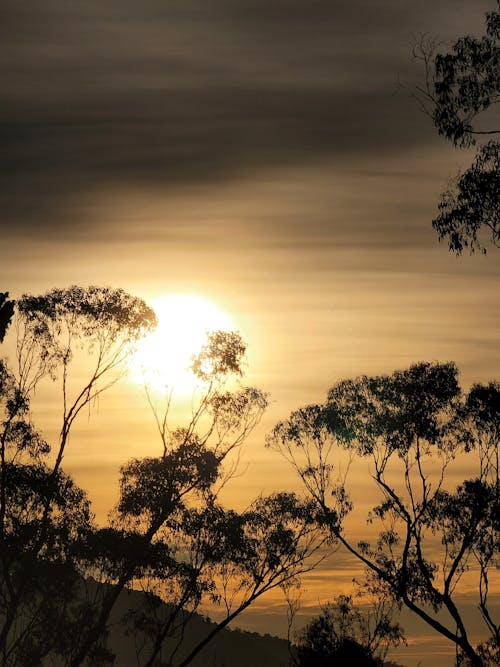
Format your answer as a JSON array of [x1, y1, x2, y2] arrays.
[[72, 332, 326, 667], [415, 2, 499, 253], [1, 288, 326, 667], [0, 286, 156, 666], [295, 589, 404, 667], [169, 492, 326, 667], [268, 362, 499, 667], [15, 286, 157, 472]]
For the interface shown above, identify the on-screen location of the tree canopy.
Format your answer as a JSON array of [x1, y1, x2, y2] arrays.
[[0, 295, 14, 345], [269, 362, 500, 667], [0, 285, 325, 667], [294, 589, 404, 667], [416, 2, 499, 253]]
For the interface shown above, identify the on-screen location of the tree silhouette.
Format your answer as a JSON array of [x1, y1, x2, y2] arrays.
[[72, 331, 324, 667], [1, 286, 326, 667], [298, 634, 378, 667], [415, 2, 499, 253], [0, 286, 157, 666], [269, 362, 499, 667], [294, 586, 404, 667], [0, 295, 14, 345]]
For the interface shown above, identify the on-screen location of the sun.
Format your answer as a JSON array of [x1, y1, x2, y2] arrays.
[[130, 294, 235, 394]]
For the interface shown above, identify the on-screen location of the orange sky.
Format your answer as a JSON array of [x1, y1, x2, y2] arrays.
[[3, 148, 499, 665], [1, 2, 499, 665]]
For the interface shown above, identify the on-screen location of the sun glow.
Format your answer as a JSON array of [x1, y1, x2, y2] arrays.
[[130, 294, 235, 394]]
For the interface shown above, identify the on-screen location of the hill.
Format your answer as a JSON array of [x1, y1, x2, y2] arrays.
[[43, 579, 406, 666], [104, 585, 290, 667], [106, 585, 406, 667]]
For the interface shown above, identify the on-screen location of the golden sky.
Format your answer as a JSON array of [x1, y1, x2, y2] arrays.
[[1, 2, 499, 665]]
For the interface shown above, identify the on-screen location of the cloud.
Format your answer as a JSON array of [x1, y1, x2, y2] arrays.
[[1, 0, 492, 234], [2, 88, 427, 233]]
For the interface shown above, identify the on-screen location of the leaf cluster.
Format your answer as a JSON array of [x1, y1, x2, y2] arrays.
[[415, 4, 499, 254], [433, 140, 499, 253], [432, 6, 499, 147], [295, 591, 404, 667]]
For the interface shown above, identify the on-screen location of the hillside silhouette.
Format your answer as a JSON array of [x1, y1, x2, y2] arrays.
[[76, 579, 290, 667], [72, 579, 406, 667]]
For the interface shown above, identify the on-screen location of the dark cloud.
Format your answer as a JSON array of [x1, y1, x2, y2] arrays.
[[1, 88, 429, 229], [1, 0, 493, 233]]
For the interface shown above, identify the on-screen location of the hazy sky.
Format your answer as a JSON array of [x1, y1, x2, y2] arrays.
[[1, 2, 499, 665]]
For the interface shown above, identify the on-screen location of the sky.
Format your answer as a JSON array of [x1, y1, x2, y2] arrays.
[[1, 2, 499, 665]]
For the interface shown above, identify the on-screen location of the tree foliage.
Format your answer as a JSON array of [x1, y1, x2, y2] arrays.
[[269, 362, 499, 667], [295, 584, 404, 667], [0, 286, 157, 666], [416, 2, 499, 253], [0, 295, 14, 345], [78, 327, 323, 667], [1, 285, 325, 667], [0, 356, 98, 666], [430, 6, 500, 148], [433, 141, 499, 253]]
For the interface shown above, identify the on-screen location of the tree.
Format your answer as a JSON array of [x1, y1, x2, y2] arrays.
[[294, 583, 404, 667], [268, 362, 499, 667], [1, 287, 326, 667], [15, 286, 157, 472], [168, 492, 326, 667], [0, 453, 97, 666], [298, 632, 378, 667], [72, 331, 325, 667], [432, 140, 499, 254], [415, 2, 499, 253], [0, 286, 157, 665]]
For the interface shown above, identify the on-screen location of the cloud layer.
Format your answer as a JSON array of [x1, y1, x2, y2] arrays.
[[1, 0, 493, 232]]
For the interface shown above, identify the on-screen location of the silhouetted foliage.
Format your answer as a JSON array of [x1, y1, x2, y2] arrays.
[[295, 590, 404, 667], [269, 362, 500, 667], [430, 8, 499, 148], [1, 285, 324, 667], [82, 331, 323, 667], [415, 2, 499, 253], [299, 634, 378, 667], [0, 295, 14, 344], [0, 286, 157, 665], [433, 139, 499, 253], [0, 357, 98, 665], [191, 330, 246, 381]]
